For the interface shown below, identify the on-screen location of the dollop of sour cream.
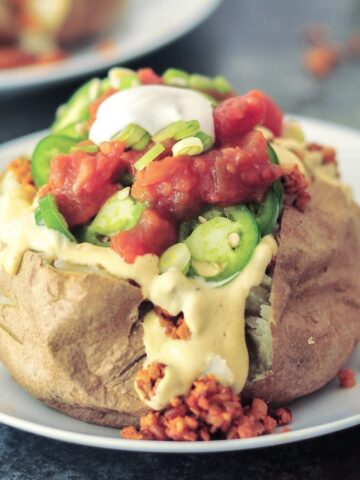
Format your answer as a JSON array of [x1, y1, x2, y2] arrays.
[[89, 85, 215, 144]]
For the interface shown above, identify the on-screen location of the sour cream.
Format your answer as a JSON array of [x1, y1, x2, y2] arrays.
[[89, 85, 215, 144]]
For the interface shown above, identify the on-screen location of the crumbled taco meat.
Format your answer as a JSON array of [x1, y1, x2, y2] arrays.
[[337, 369, 356, 388], [271, 406, 293, 426], [7, 156, 37, 200], [135, 362, 166, 401], [307, 143, 337, 165], [8, 157, 33, 186], [154, 306, 191, 340], [283, 165, 311, 212], [121, 374, 292, 441]]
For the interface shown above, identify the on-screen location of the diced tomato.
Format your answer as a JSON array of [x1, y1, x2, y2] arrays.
[[213, 90, 283, 144], [138, 68, 163, 85], [131, 131, 281, 218], [198, 131, 281, 204], [131, 155, 202, 219], [111, 209, 177, 263], [48, 141, 126, 227], [213, 91, 266, 144], [251, 90, 284, 136]]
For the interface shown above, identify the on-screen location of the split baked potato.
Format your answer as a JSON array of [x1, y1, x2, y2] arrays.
[[0, 67, 359, 432], [0, 180, 358, 427]]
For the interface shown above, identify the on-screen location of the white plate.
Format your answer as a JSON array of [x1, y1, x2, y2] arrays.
[[0, 0, 221, 93], [0, 117, 359, 453]]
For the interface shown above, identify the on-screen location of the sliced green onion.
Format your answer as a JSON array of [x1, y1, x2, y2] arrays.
[[163, 68, 190, 87], [172, 137, 203, 156], [99, 78, 111, 94], [112, 124, 149, 148], [108, 67, 140, 90], [133, 133, 151, 151], [195, 131, 214, 151], [152, 120, 186, 142], [159, 243, 191, 274], [70, 143, 99, 154], [189, 74, 214, 91], [212, 75, 232, 94], [134, 143, 165, 171], [173, 120, 200, 140]]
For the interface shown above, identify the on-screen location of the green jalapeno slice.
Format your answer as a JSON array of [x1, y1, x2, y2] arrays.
[[249, 187, 280, 236], [79, 190, 145, 245], [185, 205, 259, 281], [248, 144, 284, 236], [31, 135, 78, 187], [51, 78, 101, 133], [36, 194, 76, 242]]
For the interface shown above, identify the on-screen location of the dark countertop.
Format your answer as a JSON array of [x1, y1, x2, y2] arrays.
[[0, 1, 359, 478]]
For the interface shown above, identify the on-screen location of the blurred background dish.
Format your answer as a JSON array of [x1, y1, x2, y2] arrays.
[[0, 0, 221, 92], [0, 0, 126, 69]]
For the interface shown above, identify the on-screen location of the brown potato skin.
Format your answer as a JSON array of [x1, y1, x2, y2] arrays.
[[0, 251, 147, 427], [243, 181, 360, 404]]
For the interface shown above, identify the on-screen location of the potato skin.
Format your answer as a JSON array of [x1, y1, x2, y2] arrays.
[[243, 181, 360, 404], [0, 251, 147, 427]]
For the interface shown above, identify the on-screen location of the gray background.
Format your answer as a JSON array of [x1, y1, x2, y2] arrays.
[[0, 0, 359, 478]]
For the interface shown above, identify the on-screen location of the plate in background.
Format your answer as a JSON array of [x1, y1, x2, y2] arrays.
[[0, 0, 221, 93], [0, 116, 359, 452]]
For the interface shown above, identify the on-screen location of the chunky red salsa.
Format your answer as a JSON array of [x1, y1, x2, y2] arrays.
[[45, 72, 284, 262]]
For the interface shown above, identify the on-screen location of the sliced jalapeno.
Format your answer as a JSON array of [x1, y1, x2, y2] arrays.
[[248, 144, 284, 235], [268, 144, 279, 165], [51, 78, 101, 133], [249, 187, 280, 236], [269, 144, 284, 214], [80, 190, 145, 245], [179, 207, 224, 242], [56, 121, 88, 141], [36, 194, 76, 242], [31, 135, 78, 187], [185, 205, 259, 281]]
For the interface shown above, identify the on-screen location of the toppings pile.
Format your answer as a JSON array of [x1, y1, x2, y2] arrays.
[[122, 374, 292, 441], [29, 66, 313, 285]]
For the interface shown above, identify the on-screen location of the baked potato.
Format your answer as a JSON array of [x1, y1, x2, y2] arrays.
[[0, 0, 125, 68], [0, 67, 359, 437]]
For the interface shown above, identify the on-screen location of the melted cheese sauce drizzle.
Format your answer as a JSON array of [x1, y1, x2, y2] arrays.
[[89, 85, 215, 144], [0, 171, 277, 409]]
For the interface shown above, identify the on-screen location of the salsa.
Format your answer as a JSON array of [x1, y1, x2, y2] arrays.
[[36, 67, 290, 265]]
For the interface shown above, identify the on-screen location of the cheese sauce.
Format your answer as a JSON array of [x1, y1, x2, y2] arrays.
[[89, 85, 215, 144], [0, 171, 277, 409]]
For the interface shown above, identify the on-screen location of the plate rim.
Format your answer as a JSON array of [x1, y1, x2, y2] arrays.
[[0, 0, 222, 93], [0, 116, 359, 453]]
